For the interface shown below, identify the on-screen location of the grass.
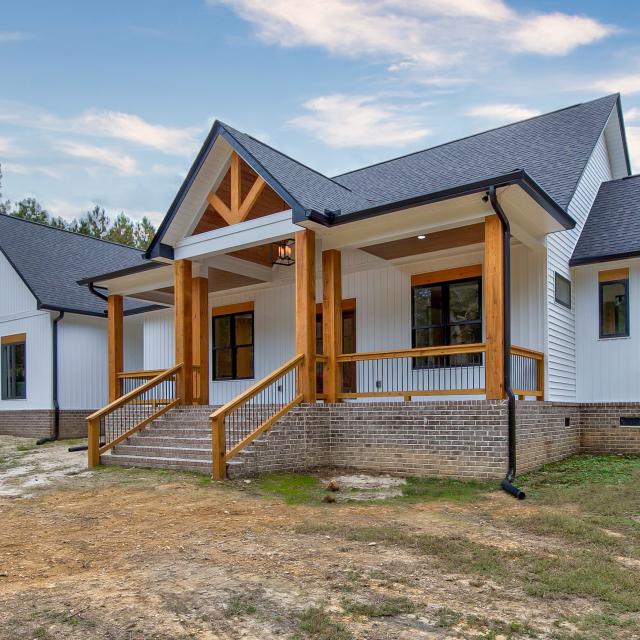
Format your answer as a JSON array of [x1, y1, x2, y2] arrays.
[[400, 476, 493, 502], [251, 473, 325, 504], [341, 595, 415, 617], [295, 606, 353, 640], [16, 442, 37, 452], [225, 595, 258, 617]]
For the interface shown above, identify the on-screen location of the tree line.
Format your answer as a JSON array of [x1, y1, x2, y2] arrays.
[[0, 166, 156, 250]]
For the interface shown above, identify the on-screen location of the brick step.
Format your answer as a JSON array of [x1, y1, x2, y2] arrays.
[[140, 427, 211, 437], [102, 452, 211, 474], [113, 444, 211, 460], [128, 436, 211, 448]]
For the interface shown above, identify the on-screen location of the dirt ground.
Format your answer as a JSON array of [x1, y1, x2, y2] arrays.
[[1, 436, 639, 640]]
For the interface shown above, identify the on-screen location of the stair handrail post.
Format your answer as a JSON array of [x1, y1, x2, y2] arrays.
[[87, 416, 100, 468], [211, 411, 227, 480]]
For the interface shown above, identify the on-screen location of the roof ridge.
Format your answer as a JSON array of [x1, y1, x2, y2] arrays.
[[0, 213, 145, 254], [332, 94, 620, 180], [220, 122, 369, 200]]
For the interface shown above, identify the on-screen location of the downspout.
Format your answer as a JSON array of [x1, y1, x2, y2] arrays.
[[487, 186, 526, 500], [88, 282, 109, 303], [37, 311, 65, 445]]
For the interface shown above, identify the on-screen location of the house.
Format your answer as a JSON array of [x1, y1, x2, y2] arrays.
[[3, 93, 640, 482], [0, 215, 155, 439]]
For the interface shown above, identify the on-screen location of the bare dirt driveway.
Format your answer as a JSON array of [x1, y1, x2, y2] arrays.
[[0, 435, 639, 640]]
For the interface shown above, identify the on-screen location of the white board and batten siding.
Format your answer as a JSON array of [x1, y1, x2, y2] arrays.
[[141, 245, 545, 404], [575, 259, 640, 402], [545, 133, 613, 401], [0, 251, 53, 410]]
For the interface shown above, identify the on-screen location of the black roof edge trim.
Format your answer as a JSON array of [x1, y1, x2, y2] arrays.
[[294, 171, 574, 230], [615, 95, 633, 177], [77, 260, 165, 286], [145, 122, 303, 260], [570, 250, 640, 267], [147, 243, 174, 261], [39, 302, 166, 318]]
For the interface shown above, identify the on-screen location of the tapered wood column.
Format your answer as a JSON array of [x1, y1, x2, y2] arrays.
[[322, 249, 342, 403], [484, 214, 505, 400], [295, 229, 316, 402], [107, 295, 124, 403], [192, 274, 209, 405], [174, 259, 193, 404]]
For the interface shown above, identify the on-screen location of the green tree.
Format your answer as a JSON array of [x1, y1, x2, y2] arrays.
[[0, 165, 10, 215], [74, 205, 110, 239], [133, 216, 155, 250], [107, 212, 135, 246]]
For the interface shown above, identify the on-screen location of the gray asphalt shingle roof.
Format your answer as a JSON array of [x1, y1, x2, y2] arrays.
[[571, 175, 640, 266], [0, 214, 152, 316]]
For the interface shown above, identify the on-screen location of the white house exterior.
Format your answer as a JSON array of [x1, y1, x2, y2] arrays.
[[2, 93, 639, 479]]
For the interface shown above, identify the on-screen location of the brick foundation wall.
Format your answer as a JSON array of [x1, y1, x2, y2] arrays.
[[0, 410, 54, 438], [580, 403, 640, 455], [516, 402, 581, 473], [0, 409, 92, 439]]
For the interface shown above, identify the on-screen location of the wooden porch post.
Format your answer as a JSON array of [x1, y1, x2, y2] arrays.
[[107, 294, 123, 403], [484, 214, 505, 400], [174, 259, 193, 405], [322, 249, 342, 403], [192, 271, 209, 405], [295, 229, 316, 402]]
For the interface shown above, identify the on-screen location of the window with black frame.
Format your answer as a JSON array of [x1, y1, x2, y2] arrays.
[[212, 311, 254, 380], [1, 335, 26, 400], [411, 277, 482, 367], [599, 278, 629, 338]]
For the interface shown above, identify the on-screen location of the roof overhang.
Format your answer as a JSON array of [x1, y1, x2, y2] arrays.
[[570, 250, 640, 267]]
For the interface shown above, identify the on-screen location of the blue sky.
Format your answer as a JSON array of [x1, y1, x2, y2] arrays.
[[1, 0, 639, 225]]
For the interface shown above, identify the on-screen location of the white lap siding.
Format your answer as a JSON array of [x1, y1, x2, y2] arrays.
[[545, 133, 613, 400]]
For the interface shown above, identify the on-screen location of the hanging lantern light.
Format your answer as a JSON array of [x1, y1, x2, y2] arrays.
[[272, 238, 295, 266]]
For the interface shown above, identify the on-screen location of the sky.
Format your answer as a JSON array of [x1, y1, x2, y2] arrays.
[[1, 0, 640, 226]]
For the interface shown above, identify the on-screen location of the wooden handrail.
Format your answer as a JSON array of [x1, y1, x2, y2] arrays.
[[316, 354, 328, 363], [210, 354, 304, 419], [117, 369, 165, 379], [89, 363, 183, 421], [337, 343, 486, 362], [510, 345, 544, 361]]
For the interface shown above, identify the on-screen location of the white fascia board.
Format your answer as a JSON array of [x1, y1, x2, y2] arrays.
[[173, 210, 300, 261], [204, 254, 273, 282], [106, 266, 174, 296]]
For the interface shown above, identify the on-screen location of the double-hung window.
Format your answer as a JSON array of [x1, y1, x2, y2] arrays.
[[411, 277, 482, 367], [212, 308, 254, 380], [1, 334, 26, 400]]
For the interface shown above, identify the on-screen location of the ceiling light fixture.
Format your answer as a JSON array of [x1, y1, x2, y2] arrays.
[[417, 234, 427, 240]]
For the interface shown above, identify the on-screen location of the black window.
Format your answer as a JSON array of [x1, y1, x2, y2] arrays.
[[212, 311, 254, 380], [1, 338, 26, 400], [555, 272, 571, 309], [599, 279, 629, 338], [411, 277, 482, 366]]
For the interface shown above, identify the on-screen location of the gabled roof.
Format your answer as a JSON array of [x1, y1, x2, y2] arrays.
[[0, 214, 154, 317], [147, 94, 627, 257], [571, 175, 640, 266]]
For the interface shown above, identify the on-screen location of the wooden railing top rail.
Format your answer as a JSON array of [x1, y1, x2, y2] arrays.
[[510, 345, 544, 360], [316, 354, 328, 363], [117, 369, 166, 379], [337, 343, 486, 363], [210, 354, 304, 419], [88, 363, 183, 421]]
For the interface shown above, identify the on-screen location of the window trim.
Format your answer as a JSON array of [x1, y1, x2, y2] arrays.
[[554, 272, 572, 309], [598, 278, 630, 339], [211, 310, 255, 381], [411, 275, 483, 367], [1, 335, 27, 400]]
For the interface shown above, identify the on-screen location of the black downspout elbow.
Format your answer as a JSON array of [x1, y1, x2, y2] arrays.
[[37, 311, 65, 445], [488, 186, 525, 500]]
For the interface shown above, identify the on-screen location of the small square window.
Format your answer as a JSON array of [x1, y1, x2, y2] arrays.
[[554, 272, 571, 309]]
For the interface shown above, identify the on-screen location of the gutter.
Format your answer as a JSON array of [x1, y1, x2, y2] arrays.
[[37, 311, 65, 445], [487, 186, 525, 500]]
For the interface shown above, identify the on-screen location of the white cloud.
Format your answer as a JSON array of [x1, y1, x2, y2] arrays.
[[590, 75, 640, 96], [0, 136, 18, 155], [289, 94, 430, 148], [511, 13, 613, 56], [0, 32, 29, 43], [57, 141, 138, 175], [627, 126, 640, 174], [466, 103, 542, 123], [625, 107, 640, 123], [211, 0, 614, 71], [0, 102, 200, 156], [1, 163, 60, 178]]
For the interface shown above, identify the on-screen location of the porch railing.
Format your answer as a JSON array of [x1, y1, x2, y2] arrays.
[[117, 369, 166, 395], [336, 343, 487, 400], [510, 346, 544, 400], [87, 364, 182, 467], [210, 354, 304, 479]]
